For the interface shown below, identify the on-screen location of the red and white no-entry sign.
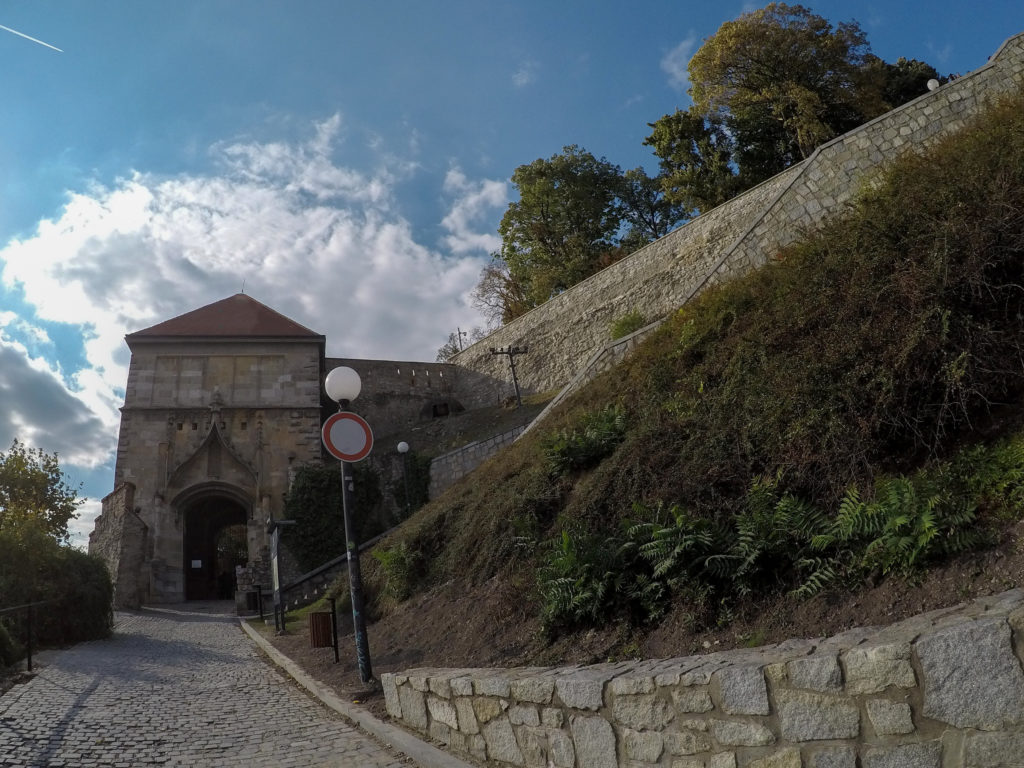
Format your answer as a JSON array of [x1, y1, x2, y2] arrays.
[[322, 412, 374, 462]]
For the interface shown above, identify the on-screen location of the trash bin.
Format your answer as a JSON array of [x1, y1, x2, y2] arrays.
[[309, 611, 333, 648]]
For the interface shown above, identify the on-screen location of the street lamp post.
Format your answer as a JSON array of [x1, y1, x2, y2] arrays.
[[323, 366, 373, 683], [397, 441, 411, 516]]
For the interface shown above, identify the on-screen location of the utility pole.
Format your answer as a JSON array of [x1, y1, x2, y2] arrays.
[[456, 327, 468, 352], [489, 345, 528, 407]]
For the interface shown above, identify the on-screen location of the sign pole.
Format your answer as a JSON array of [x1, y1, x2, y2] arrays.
[[339, 456, 373, 682]]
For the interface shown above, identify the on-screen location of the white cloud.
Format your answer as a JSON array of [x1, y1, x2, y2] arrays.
[[513, 61, 538, 88], [662, 33, 698, 92], [69, 499, 102, 551], [440, 168, 507, 255], [0, 117, 491, 478]]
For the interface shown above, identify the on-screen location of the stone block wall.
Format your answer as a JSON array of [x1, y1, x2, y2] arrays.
[[451, 32, 1024, 404], [382, 589, 1024, 768], [429, 424, 529, 497], [88, 482, 148, 609]]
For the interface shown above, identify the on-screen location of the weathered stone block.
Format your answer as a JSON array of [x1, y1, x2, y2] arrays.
[[511, 677, 555, 704], [917, 618, 1024, 729], [776, 689, 859, 741], [549, 728, 576, 768], [666, 728, 713, 755], [570, 715, 617, 768], [787, 654, 842, 692], [556, 673, 609, 711], [509, 704, 540, 727], [714, 666, 770, 715], [409, 674, 430, 692], [476, 676, 512, 698], [843, 644, 916, 695], [427, 695, 459, 729], [808, 746, 857, 768], [381, 674, 402, 719], [964, 731, 1024, 767], [866, 699, 914, 735], [611, 675, 656, 695], [473, 697, 503, 724], [516, 726, 545, 768], [429, 676, 452, 698], [542, 707, 564, 728], [863, 742, 941, 768], [398, 686, 427, 730], [710, 751, 738, 768], [429, 719, 451, 743], [624, 728, 664, 762], [454, 697, 479, 734], [672, 759, 704, 768], [482, 716, 524, 765], [613, 693, 675, 730], [710, 719, 775, 747], [673, 687, 714, 713]]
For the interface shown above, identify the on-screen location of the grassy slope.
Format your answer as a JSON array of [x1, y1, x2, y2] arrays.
[[360, 90, 1024, 643]]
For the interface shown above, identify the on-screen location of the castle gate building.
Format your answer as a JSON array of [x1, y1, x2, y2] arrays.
[[91, 295, 325, 605]]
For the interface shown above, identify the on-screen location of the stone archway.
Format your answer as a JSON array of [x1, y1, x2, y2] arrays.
[[181, 494, 249, 601]]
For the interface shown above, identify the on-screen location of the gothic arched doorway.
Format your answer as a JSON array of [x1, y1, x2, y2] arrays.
[[182, 496, 249, 600]]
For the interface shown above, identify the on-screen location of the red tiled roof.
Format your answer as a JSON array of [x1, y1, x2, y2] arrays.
[[127, 294, 323, 340]]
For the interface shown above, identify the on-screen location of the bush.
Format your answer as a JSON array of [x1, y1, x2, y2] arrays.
[[0, 622, 22, 668], [610, 310, 648, 340], [0, 522, 112, 655], [371, 541, 423, 601], [283, 462, 384, 572]]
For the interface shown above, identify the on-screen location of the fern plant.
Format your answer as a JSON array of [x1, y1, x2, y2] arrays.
[[543, 405, 627, 476]]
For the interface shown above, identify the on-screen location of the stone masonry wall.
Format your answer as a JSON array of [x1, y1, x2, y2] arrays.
[[452, 32, 1024, 404], [429, 424, 529, 497], [88, 482, 148, 609], [382, 589, 1024, 768]]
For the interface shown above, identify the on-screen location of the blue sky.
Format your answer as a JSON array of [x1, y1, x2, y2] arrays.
[[2, 1, 1023, 546]]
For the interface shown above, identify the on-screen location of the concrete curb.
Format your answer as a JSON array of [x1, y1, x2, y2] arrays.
[[239, 619, 476, 768]]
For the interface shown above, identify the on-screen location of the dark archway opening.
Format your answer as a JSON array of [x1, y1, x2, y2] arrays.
[[183, 497, 248, 600]]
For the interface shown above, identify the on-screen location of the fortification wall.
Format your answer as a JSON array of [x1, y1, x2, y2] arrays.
[[383, 589, 1024, 768], [453, 32, 1024, 401]]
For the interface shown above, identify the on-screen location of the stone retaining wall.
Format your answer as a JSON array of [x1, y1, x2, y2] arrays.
[[429, 424, 530, 497], [382, 589, 1024, 768], [451, 32, 1024, 406]]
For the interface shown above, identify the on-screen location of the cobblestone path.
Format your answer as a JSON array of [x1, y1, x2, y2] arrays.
[[0, 606, 414, 767]]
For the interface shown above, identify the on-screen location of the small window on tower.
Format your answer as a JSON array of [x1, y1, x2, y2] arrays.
[[177, 423, 183, 431], [191, 423, 198, 431], [241, 422, 248, 431]]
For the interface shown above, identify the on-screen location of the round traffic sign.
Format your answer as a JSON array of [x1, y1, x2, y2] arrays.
[[322, 412, 374, 462]]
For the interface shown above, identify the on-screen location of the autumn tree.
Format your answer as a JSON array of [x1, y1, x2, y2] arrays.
[[0, 439, 82, 543], [648, 3, 945, 208]]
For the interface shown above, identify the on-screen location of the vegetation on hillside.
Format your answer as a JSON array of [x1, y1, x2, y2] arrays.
[[370, 89, 1024, 637], [0, 440, 112, 668], [472, 3, 945, 325]]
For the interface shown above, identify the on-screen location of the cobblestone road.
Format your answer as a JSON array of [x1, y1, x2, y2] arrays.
[[0, 606, 415, 767]]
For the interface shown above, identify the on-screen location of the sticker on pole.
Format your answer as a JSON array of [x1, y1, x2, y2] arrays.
[[322, 412, 374, 462]]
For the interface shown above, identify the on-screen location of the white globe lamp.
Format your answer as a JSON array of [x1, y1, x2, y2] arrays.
[[325, 366, 361, 404]]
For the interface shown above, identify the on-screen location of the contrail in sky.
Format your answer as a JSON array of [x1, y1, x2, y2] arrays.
[[0, 23, 63, 52]]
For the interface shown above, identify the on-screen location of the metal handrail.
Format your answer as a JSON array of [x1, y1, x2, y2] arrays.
[[0, 598, 60, 672]]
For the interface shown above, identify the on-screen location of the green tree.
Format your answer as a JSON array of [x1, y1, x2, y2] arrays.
[[643, 109, 742, 215], [282, 462, 383, 572], [688, 3, 876, 178], [0, 439, 82, 543], [498, 145, 624, 307], [615, 167, 688, 251], [648, 4, 945, 209]]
